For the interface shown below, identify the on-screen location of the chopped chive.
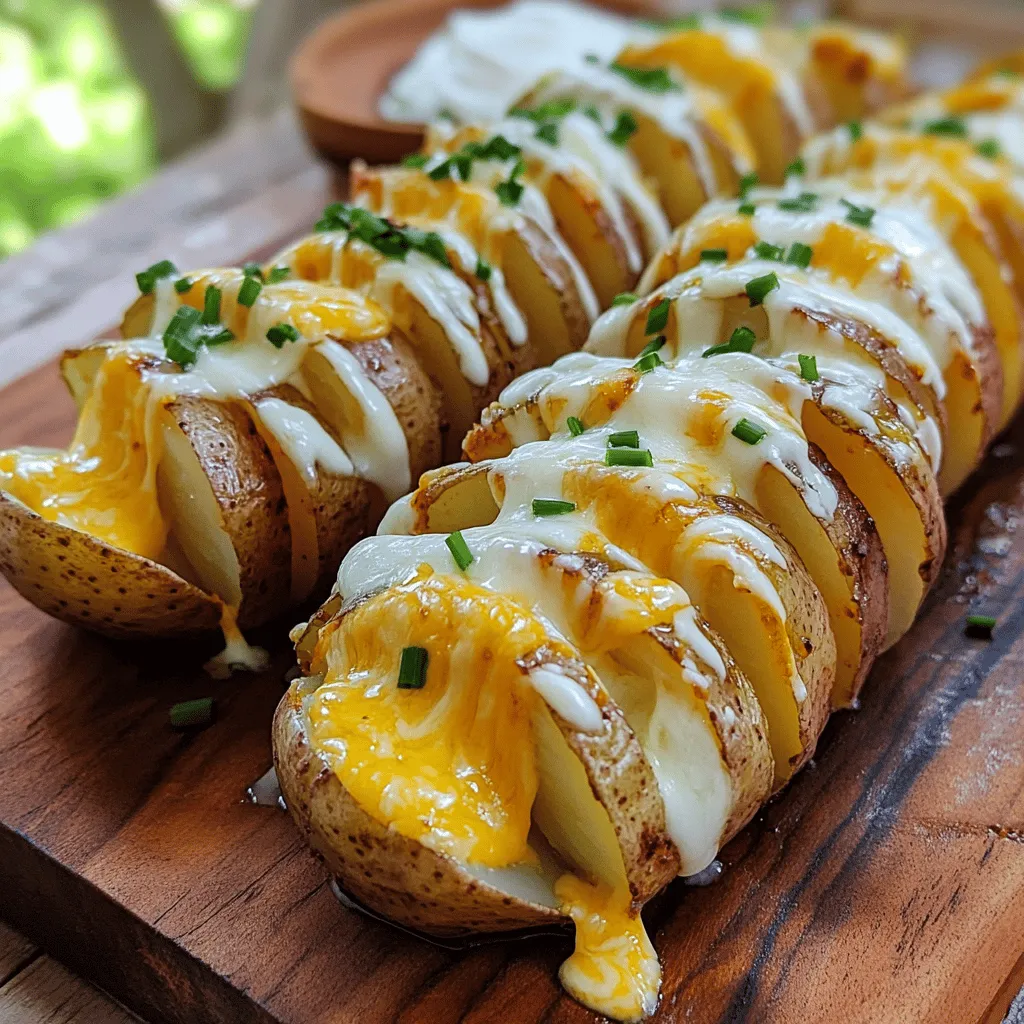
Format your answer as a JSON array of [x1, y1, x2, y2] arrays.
[[242, 261, 264, 280], [266, 322, 300, 348], [608, 429, 640, 448], [402, 153, 429, 168], [786, 242, 813, 268], [847, 120, 863, 141], [966, 613, 996, 635], [923, 115, 968, 137], [612, 292, 639, 306], [645, 297, 670, 335], [535, 121, 559, 145], [738, 201, 756, 216], [532, 498, 576, 516], [136, 259, 177, 295], [798, 353, 819, 381], [583, 103, 603, 125], [608, 62, 681, 94], [753, 241, 784, 261], [266, 264, 290, 284], [445, 530, 474, 571], [237, 275, 262, 308], [745, 271, 779, 306], [732, 417, 767, 444], [778, 192, 818, 212], [607, 109, 638, 146], [567, 415, 585, 436], [700, 248, 728, 263], [977, 138, 1001, 159], [784, 157, 805, 178], [201, 285, 222, 325], [174, 276, 193, 294], [606, 447, 653, 467], [397, 646, 429, 688], [738, 171, 758, 199], [170, 697, 214, 729], [633, 351, 663, 374], [702, 325, 756, 357], [840, 197, 875, 228], [637, 335, 666, 359], [475, 257, 492, 281], [162, 305, 234, 368], [495, 173, 525, 206]]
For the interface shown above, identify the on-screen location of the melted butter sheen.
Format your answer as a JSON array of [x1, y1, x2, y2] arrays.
[[555, 874, 661, 1023]]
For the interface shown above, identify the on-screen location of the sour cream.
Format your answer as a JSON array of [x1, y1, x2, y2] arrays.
[[378, 0, 653, 125]]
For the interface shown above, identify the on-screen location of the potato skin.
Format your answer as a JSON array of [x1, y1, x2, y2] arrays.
[[0, 492, 220, 637]]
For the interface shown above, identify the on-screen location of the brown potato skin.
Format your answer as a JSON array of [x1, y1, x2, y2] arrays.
[[0, 492, 220, 637]]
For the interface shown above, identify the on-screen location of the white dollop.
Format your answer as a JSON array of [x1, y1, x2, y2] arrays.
[[253, 397, 354, 486], [528, 667, 604, 733]]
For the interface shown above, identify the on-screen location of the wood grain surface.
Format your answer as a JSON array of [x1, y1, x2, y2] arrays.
[[2, 107, 1024, 1024]]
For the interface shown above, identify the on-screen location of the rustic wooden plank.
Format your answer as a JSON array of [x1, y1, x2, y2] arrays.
[[0, 955, 139, 1024], [0, 920, 37, 987]]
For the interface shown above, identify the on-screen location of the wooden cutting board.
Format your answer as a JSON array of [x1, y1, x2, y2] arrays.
[[2, 98, 1024, 1024]]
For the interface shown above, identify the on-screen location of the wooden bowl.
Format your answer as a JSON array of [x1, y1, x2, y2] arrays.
[[291, 0, 656, 165]]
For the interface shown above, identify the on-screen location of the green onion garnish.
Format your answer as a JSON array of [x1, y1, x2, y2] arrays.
[[475, 257, 492, 281], [567, 415, 585, 436], [607, 109, 638, 146], [242, 261, 263, 280], [977, 138, 1001, 159], [174, 276, 193, 294], [745, 271, 779, 306], [738, 202, 756, 216], [495, 157, 526, 206], [170, 697, 214, 729], [966, 613, 996, 633], [608, 62, 681, 94], [202, 285, 222, 325], [532, 498, 576, 516], [402, 153, 429, 168], [535, 121, 559, 145], [606, 447, 653, 467], [266, 264, 290, 284], [266, 322, 300, 348], [923, 116, 968, 137], [608, 429, 640, 448], [397, 646, 429, 688], [136, 259, 177, 295], [786, 242, 813, 269], [445, 530, 474, 571], [237, 275, 262, 308], [162, 305, 233, 368], [738, 171, 758, 199], [785, 157, 805, 178], [633, 351, 663, 374], [753, 241, 784, 261], [798, 353, 819, 381], [637, 335, 666, 359], [700, 248, 728, 262], [645, 297, 670, 335], [315, 202, 452, 267], [840, 198, 875, 228], [778, 192, 818, 212], [847, 120, 863, 141], [612, 292, 639, 306], [732, 418, 767, 445], [702, 325, 756, 357]]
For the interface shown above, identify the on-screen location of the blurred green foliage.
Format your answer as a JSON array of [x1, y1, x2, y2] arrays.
[[0, 0, 252, 259]]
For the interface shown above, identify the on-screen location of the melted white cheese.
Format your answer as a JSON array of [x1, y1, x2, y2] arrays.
[[253, 397, 354, 486]]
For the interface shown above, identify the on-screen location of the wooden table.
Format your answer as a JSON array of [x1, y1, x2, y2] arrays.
[[4, 104, 1024, 1024]]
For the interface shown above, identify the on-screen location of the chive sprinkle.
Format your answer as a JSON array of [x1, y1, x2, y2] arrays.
[[966, 613, 996, 630], [202, 285, 222, 325], [397, 646, 429, 688], [847, 120, 863, 141], [977, 138, 1001, 159], [536, 121, 559, 145], [475, 257, 492, 281], [608, 429, 640, 448], [162, 305, 233, 368], [637, 335, 666, 359], [784, 157, 806, 178], [237, 275, 262, 308], [645, 297, 670, 335], [745, 271, 779, 306], [402, 153, 429, 168], [612, 292, 639, 306], [606, 447, 653, 467], [608, 62, 681, 94], [170, 697, 214, 729], [702, 325, 756, 357], [607, 109, 638, 146], [633, 351, 663, 374], [700, 248, 728, 262], [786, 242, 813, 268], [136, 259, 177, 295], [753, 241, 784, 261], [174, 276, 193, 294], [738, 201, 756, 216], [732, 418, 767, 445], [738, 171, 758, 199], [242, 261, 264, 280], [532, 498, 576, 516], [445, 530, 473, 571], [840, 197, 875, 228], [778, 192, 818, 212], [567, 415, 585, 436], [923, 115, 968, 137], [266, 264, 290, 284], [798, 353, 819, 381], [266, 322, 300, 348]]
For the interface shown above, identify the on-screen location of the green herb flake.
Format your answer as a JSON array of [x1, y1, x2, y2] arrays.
[[608, 61, 681, 94], [173, 276, 193, 294], [753, 241, 784, 261], [784, 157, 805, 178], [475, 257, 492, 281], [237, 275, 262, 308], [702, 325, 756, 357], [786, 242, 813, 269], [700, 248, 729, 263], [266, 322, 300, 349], [633, 351, 663, 374], [567, 415, 585, 436], [170, 697, 214, 729], [402, 153, 430, 168], [745, 271, 779, 306], [608, 429, 640, 448], [532, 498, 577, 516], [798, 353, 819, 381], [397, 646, 429, 689], [605, 447, 654, 467], [738, 201, 756, 216], [777, 192, 818, 212], [738, 171, 759, 199], [977, 138, 1001, 159], [732, 417, 767, 445], [841, 197, 875, 228], [535, 121, 559, 145], [242, 261, 263, 280], [637, 335, 666, 359], [611, 292, 639, 306], [607, 109, 638, 146], [136, 259, 178, 295], [965, 613, 996, 635], [923, 115, 968, 138], [847, 120, 863, 141], [645, 297, 670, 335], [266, 265, 290, 284], [445, 530, 474, 571]]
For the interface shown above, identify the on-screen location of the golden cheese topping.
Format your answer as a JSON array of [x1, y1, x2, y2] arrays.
[[555, 874, 661, 1022]]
